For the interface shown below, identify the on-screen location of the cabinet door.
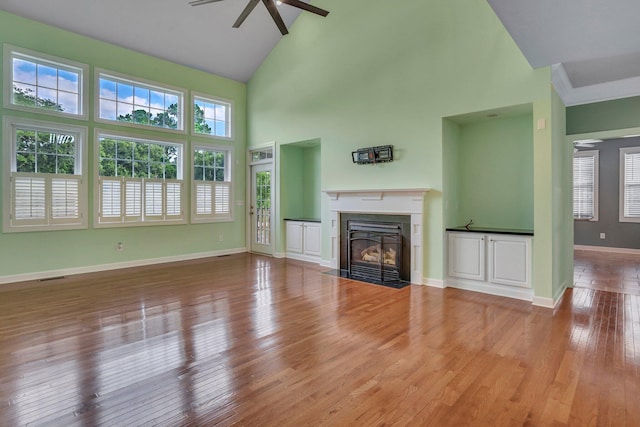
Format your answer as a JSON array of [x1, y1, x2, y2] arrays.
[[488, 235, 531, 288], [448, 232, 485, 281], [303, 223, 321, 257], [286, 222, 304, 254]]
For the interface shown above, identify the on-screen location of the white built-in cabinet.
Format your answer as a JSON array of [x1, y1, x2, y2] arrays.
[[447, 231, 532, 300], [286, 221, 321, 262]]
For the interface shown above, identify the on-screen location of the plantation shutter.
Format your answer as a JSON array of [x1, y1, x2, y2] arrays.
[[165, 180, 183, 219], [124, 179, 143, 221], [11, 173, 47, 226], [214, 182, 231, 218], [623, 151, 640, 219], [51, 176, 81, 224], [195, 182, 213, 215], [144, 180, 164, 220], [573, 154, 596, 220], [99, 177, 123, 223]]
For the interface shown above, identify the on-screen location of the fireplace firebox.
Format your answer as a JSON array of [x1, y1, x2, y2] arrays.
[[340, 213, 411, 288]]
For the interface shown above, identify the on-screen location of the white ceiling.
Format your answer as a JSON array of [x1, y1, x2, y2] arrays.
[[2, 0, 640, 104], [487, 0, 640, 105], [0, 0, 304, 83]]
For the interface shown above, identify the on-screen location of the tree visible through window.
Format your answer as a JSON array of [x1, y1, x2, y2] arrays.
[[98, 73, 184, 131], [192, 146, 232, 222], [193, 95, 231, 138], [97, 135, 184, 225], [3, 117, 87, 232], [7, 46, 86, 117]]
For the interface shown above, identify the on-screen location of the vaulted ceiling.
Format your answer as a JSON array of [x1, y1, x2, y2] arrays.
[[1, 0, 640, 105]]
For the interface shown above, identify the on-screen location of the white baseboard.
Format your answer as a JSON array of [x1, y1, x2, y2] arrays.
[[0, 247, 247, 285], [273, 252, 286, 259], [575, 245, 640, 254], [319, 260, 333, 268], [423, 278, 445, 288], [532, 280, 570, 309], [285, 252, 322, 265], [445, 278, 534, 302]]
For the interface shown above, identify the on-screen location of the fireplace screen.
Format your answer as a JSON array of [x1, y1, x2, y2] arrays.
[[348, 221, 402, 284]]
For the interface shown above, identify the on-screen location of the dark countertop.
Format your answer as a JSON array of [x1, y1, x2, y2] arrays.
[[446, 226, 534, 236], [284, 218, 321, 223]]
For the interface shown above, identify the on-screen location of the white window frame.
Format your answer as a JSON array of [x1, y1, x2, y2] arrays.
[[2, 116, 88, 232], [94, 130, 186, 228], [573, 150, 599, 221], [619, 146, 640, 223], [192, 92, 233, 140], [191, 144, 233, 223], [3, 44, 89, 120], [95, 68, 186, 133]]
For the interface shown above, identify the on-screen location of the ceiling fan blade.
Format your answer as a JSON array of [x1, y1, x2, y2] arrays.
[[189, 0, 224, 6], [279, 0, 329, 17], [233, 0, 261, 28], [262, 0, 289, 35]]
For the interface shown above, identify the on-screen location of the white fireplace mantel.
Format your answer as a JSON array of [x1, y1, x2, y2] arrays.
[[323, 188, 430, 284]]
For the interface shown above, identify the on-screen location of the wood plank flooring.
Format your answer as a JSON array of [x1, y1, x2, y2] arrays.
[[1, 253, 639, 426]]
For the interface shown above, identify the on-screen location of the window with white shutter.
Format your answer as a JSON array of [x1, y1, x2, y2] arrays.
[[620, 147, 640, 222], [192, 145, 232, 222], [3, 117, 87, 232], [573, 150, 598, 221], [95, 133, 184, 226]]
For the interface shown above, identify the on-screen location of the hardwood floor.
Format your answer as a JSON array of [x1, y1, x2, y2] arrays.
[[1, 253, 639, 426], [574, 249, 640, 295]]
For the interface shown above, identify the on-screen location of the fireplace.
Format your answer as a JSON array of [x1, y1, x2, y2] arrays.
[[324, 188, 430, 286], [340, 213, 411, 288]]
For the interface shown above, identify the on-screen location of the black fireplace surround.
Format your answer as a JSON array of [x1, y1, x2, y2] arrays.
[[339, 213, 411, 288]]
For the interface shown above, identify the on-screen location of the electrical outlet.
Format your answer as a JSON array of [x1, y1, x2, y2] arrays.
[[600, 233, 606, 240], [218, 234, 224, 242], [117, 242, 124, 251]]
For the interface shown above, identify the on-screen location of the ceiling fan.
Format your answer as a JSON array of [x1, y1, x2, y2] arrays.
[[189, 0, 329, 35]]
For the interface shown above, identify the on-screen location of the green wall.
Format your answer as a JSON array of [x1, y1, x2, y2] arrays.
[[248, 0, 559, 291], [0, 10, 247, 279], [567, 96, 640, 134], [453, 113, 534, 229]]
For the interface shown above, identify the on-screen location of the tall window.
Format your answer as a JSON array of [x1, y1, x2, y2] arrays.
[[4, 45, 88, 119], [3, 117, 88, 232], [96, 133, 184, 226], [620, 147, 640, 222], [193, 94, 232, 139], [573, 150, 598, 221], [97, 70, 185, 131], [192, 145, 232, 222]]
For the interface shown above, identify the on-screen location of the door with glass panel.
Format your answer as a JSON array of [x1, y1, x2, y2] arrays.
[[250, 163, 273, 254]]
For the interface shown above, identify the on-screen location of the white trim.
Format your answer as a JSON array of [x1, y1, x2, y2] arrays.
[[445, 277, 534, 302], [94, 67, 186, 134], [573, 150, 599, 221], [2, 116, 89, 233], [619, 146, 640, 223], [191, 91, 233, 141], [532, 283, 568, 309], [191, 142, 234, 223], [285, 252, 321, 264], [273, 252, 287, 259], [324, 188, 430, 285], [93, 128, 186, 228], [246, 143, 275, 256], [0, 247, 247, 286], [574, 244, 640, 254], [552, 63, 640, 107], [423, 278, 445, 288], [3, 43, 89, 120], [532, 296, 556, 309]]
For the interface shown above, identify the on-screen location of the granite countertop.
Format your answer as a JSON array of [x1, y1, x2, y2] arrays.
[[446, 226, 534, 236], [284, 218, 321, 223]]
